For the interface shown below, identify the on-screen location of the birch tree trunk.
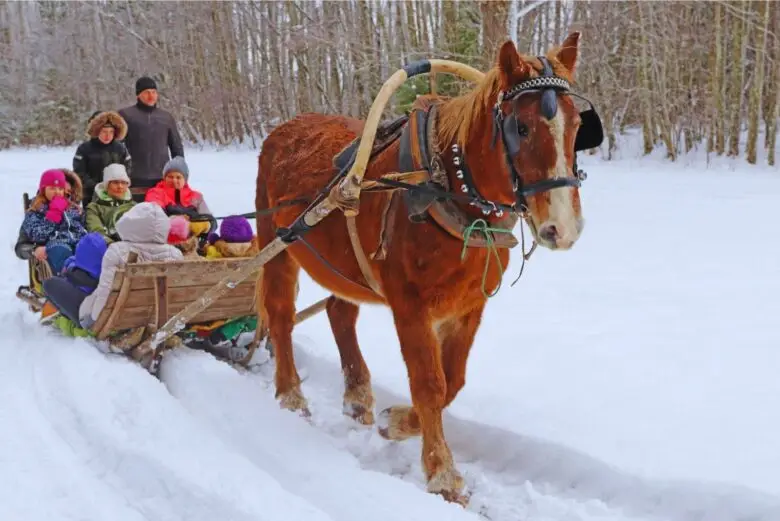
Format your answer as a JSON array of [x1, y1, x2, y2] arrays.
[[0, 0, 776, 166]]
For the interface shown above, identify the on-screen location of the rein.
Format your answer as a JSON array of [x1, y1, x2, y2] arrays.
[[212, 198, 309, 221], [224, 60, 603, 300]]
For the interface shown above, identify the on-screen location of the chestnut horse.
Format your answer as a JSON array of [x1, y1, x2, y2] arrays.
[[255, 34, 599, 504]]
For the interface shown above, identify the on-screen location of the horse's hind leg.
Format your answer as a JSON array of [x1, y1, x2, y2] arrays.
[[326, 295, 375, 425], [259, 249, 308, 415]]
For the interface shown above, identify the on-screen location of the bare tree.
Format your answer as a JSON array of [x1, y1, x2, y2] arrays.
[[0, 0, 777, 166]]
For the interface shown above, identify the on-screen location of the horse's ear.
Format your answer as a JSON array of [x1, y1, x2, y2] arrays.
[[497, 40, 532, 88], [556, 32, 581, 74]]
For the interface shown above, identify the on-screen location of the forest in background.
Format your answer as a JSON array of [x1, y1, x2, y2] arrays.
[[1, 0, 778, 165]]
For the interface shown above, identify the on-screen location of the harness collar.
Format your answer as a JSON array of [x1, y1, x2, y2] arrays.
[[393, 62, 604, 247]]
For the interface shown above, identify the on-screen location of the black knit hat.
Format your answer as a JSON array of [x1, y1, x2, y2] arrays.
[[135, 76, 157, 95]]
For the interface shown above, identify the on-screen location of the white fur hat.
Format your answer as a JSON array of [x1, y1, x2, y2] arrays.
[[103, 163, 131, 185]]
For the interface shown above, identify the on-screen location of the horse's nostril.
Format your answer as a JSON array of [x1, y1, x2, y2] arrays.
[[539, 224, 558, 243]]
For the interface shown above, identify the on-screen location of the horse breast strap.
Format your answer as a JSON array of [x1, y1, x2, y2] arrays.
[[396, 104, 519, 250]]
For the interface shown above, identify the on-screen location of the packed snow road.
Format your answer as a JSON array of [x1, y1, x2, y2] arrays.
[[1, 144, 779, 520]]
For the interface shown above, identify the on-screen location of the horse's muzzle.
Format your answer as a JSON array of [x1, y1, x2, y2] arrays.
[[537, 218, 584, 250]]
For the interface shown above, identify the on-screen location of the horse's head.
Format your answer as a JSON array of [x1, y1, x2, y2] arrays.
[[437, 33, 602, 251], [494, 32, 594, 251]]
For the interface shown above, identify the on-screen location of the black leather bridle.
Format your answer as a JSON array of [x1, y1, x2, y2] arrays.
[[491, 56, 604, 211]]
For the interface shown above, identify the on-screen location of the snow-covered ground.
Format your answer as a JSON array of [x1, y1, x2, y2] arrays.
[[1, 135, 779, 521]]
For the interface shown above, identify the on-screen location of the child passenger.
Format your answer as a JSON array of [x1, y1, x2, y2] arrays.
[[19, 169, 87, 274], [79, 203, 183, 329], [73, 110, 131, 206], [145, 156, 213, 238], [85, 163, 136, 244], [41, 232, 108, 328]]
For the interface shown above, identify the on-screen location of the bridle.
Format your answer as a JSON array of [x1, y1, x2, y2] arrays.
[[382, 58, 605, 227], [479, 56, 604, 214]]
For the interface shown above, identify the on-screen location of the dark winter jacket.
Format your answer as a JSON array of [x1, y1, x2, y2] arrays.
[[14, 172, 84, 260], [73, 111, 132, 205], [21, 202, 87, 250], [74, 141, 131, 205], [16, 173, 84, 260], [118, 102, 184, 187], [15, 228, 34, 260]]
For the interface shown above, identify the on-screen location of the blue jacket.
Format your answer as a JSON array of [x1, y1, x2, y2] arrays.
[[21, 203, 86, 249], [62, 232, 108, 294]]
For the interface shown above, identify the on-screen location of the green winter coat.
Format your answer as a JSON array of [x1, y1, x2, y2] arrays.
[[85, 182, 137, 244]]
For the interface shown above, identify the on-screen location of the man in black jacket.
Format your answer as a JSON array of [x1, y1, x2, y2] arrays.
[[118, 76, 185, 202]]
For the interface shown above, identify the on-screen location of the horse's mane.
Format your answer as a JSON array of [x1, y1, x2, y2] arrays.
[[437, 48, 575, 146]]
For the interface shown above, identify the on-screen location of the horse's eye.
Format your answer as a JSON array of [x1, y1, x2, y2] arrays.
[[517, 123, 529, 137]]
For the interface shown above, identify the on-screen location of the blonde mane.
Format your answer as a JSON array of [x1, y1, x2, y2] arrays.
[[436, 49, 575, 147]]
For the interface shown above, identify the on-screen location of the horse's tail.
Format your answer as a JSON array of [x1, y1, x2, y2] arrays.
[[255, 148, 275, 249]]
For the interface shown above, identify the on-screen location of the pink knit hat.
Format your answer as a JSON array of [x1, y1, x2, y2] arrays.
[[39, 169, 67, 192], [167, 216, 190, 244]]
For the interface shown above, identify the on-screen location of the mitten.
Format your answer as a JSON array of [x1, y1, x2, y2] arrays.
[[45, 195, 68, 223], [205, 244, 221, 259], [166, 204, 198, 219], [167, 216, 191, 244], [62, 255, 76, 272], [189, 221, 211, 237], [165, 204, 187, 216]]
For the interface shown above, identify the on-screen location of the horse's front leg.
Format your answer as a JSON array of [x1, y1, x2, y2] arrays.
[[439, 302, 485, 407], [377, 302, 486, 439], [383, 305, 466, 505]]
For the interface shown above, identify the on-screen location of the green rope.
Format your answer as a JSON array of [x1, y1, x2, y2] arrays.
[[460, 218, 514, 299]]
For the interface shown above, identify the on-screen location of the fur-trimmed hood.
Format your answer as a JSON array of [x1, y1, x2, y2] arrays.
[[87, 111, 128, 141], [62, 169, 83, 205]]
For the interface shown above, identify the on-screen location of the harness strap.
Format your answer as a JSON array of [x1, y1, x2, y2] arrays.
[[399, 103, 521, 249], [343, 109, 440, 298], [371, 191, 401, 261], [345, 214, 385, 297], [344, 171, 427, 297]]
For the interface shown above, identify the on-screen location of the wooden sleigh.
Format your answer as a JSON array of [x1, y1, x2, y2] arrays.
[[86, 253, 327, 372], [90, 253, 264, 367], [16, 192, 327, 372]]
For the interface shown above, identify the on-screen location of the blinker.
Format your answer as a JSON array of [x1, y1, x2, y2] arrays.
[[537, 57, 558, 120], [574, 107, 604, 152]]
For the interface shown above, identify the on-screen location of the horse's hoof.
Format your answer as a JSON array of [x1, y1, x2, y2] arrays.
[[278, 387, 309, 416], [428, 467, 469, 507], [343, 383, 375, 425], [343, 401, 375, 426], [377, 405, 420, 441], [436, 488, 470, 507]]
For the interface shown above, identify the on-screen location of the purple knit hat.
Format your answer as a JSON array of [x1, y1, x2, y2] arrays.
[[218, 215, 253, 243]]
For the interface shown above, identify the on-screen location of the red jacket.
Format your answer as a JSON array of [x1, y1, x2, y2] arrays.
[[144, 180, 211, 217]]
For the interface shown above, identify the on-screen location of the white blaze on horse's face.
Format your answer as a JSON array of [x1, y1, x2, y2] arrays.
[[535, 109, 584, 250]]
